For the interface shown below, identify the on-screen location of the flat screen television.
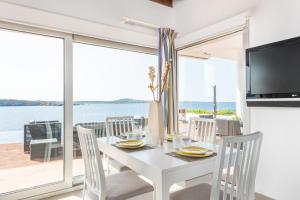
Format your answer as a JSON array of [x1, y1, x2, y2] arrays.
[[246, 36, 300, 107]]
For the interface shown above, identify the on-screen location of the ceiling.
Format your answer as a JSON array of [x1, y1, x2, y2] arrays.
[[178, 32, 243, 60], [1, 0, 258, 42], [174, 0, 258, 35]]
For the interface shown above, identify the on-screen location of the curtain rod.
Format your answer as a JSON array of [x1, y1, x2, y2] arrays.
[[122, 16, 178, 37], [122, 16, 160, 30]]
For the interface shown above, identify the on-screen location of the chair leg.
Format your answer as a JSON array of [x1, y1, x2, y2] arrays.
[[82, 182, 86, 200], [105, 154, 111, 175]]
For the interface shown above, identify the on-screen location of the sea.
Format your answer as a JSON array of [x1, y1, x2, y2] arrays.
[[0, 102, 235, 144]]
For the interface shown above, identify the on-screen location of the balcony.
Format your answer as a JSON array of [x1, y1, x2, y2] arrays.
[[0, 117, 147, 194]]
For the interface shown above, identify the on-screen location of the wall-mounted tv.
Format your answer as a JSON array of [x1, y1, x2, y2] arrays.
[[246, 36, 300, 107]]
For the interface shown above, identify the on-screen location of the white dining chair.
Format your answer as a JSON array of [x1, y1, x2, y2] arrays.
[[105, 116, 135, 173], [171, 132, 263, 200], [183, 117, 217, 186], [188, 117, 216, 144], [106, 116, 135, 137], [77, 126, 154, 200]]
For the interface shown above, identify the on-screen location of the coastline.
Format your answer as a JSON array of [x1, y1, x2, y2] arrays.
[[0, 101, 236, 144]]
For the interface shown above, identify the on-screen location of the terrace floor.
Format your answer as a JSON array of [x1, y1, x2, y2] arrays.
[[0, 142, 85, 194], [0, 143, 42, 170]]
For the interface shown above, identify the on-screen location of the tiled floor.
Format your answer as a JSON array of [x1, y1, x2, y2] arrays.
[[45, 185, 184, 200], [46, 190, 82, 200], [45, 167, 183, 200], [45, 189, 274, 200]]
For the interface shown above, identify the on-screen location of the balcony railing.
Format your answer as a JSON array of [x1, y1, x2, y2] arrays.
[[22, 117, 148, 161]]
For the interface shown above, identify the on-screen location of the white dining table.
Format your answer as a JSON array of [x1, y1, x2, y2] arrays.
[[97, 136, 218, 200]]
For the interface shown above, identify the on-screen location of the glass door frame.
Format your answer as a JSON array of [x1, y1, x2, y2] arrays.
[[71, 35, 157, 185], [0, 20, 158, 199], [175, 24, 250, 135], [0, 21, 74, 200]]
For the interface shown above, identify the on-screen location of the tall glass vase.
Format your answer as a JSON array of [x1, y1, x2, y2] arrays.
[[148, 101, 165, 146]]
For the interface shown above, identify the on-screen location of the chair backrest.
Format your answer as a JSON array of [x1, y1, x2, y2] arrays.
[[210, 132, 263, 200], [188, 117, 216, 143], [106, 116, 134, 137], [76, 122, 107, 138], [77, 126, 106, 200]]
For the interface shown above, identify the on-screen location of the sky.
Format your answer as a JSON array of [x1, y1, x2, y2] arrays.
[[73, 43, 157, 101], [0, 29, 64, 101], [0, 29, 237, 102], [178, 56, 237, 102]]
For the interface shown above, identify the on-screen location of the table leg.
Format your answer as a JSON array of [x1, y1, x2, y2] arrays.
[[155, 176, 170, 200]]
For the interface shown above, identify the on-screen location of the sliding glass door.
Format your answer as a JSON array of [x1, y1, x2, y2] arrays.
[[0, 22, 157, 199], [72, 42, 157, 178], [177, 31, 245, 139], [0, 26, 72, 199]]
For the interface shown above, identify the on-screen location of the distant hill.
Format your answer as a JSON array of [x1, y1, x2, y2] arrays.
[[0, 99, 63, 106], [76, 98, 149, 105], [0, 98, 149, 106]]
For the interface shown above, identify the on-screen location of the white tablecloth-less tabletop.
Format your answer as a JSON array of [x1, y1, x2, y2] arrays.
[[97, 136, 218, 200]]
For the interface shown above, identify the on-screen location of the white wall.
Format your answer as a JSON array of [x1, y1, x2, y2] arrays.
[[175, 0, 300, 198], [251, 107, 300, 200], [0, 0, 174, 48], [249, 0, 300, 199]]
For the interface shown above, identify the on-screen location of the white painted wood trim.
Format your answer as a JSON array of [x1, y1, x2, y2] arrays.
[[64, 36, 73, 186], [0, 22, 74, 200], [21, 185, 83, 200], [0, 183, 70, 200], [241, 23, 251, 135]]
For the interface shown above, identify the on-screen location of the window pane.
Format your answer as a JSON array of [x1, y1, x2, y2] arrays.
[[73, 43, 157, 177], [0, 29, 64, 194], [178, 56, 237, 137]]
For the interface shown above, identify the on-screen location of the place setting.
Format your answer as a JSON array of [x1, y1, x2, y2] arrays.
[[116, 130, 146, 140], [112, 131, 155, 152], [165, 134, 198, 143], [166, 135, 217, 162]]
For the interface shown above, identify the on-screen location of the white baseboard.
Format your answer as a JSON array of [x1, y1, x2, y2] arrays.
[[24, 185, 83, 200], [256, 192, 275, 200]]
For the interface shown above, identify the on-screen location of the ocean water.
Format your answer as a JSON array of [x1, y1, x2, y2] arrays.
[[0, 102, 235, 143]]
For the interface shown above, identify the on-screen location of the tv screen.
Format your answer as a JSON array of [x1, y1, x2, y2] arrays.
[[246, 37, 300, 98]]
